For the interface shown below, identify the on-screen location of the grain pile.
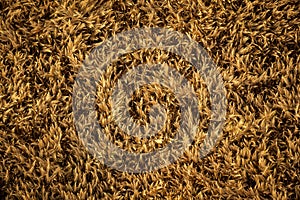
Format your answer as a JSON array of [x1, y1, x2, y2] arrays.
[[0, 0, 299, 199]]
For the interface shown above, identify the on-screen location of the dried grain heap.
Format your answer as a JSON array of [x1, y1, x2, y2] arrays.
[[0, 0, 299, 199]]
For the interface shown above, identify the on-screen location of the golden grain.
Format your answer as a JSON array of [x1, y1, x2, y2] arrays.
[[0, 0, 299, 199]]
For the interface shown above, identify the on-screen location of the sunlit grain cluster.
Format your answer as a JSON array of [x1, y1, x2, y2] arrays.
[[0, 0, 299, 199]]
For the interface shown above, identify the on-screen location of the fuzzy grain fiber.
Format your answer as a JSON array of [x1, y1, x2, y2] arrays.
[[0, 0, 299, 199]]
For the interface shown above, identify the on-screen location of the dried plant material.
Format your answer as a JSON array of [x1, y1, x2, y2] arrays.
[[0, 0, 299, 199]]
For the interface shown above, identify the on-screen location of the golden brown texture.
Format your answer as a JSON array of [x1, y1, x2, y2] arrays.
[[0, 0, 299, 199]]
